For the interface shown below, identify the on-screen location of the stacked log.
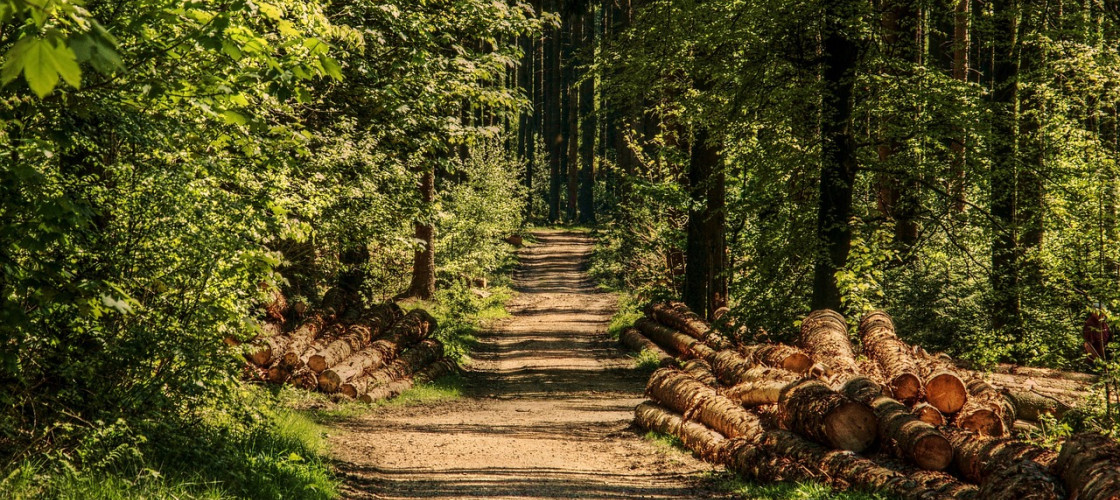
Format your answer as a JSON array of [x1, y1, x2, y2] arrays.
[[619, 327, 675, 367], [619, 302, 1115, 499], [240, 302, 455, 404], [859, 311, 923, 402]]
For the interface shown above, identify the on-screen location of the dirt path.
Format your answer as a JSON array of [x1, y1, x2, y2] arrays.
[[330, 230, 728, 499]]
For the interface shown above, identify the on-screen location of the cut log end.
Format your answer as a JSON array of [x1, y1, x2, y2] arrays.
[[913, 403, 946, 426], [925, 371, 967, 414], [890, 373, 923, 403], [912, 433, 954, 472], [823, 401, 878, 452], [958, 408, 1003, 436], [781, 353, 813, 374]]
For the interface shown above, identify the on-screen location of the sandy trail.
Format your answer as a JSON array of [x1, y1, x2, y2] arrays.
[[329, 230, 726, 499]]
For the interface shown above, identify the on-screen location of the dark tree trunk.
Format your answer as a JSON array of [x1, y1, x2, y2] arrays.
[[950, 0, 971, 213], [811, 0, 862, 311], [546, 0, 563, 222], [876, 0, 919, 251], [561, 9, 578, 222], [683, 127, 726, 320], [989, 0, 1022, 339], [405, 167, 436, 300], [578, 6, 597, 225]]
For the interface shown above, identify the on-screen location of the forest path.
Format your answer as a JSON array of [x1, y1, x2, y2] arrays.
[[329, 230, 728, 499]]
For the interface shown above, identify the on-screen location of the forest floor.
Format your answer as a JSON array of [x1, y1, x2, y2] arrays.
[[327, 230, 732, 499]]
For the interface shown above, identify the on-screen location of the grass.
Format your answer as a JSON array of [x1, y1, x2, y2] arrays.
[[1, 390, 339, 500], [643, 431, 690, 454], [710, 471, 893, 500], [632, 349, 665, 372]]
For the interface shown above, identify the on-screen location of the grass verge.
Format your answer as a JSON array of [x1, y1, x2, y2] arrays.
[[1, 388, 338, 500]]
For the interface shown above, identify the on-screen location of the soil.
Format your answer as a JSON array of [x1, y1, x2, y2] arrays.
[[329, 230, 730, 499]]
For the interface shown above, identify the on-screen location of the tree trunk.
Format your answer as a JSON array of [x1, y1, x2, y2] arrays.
[[858, 311, 923, 402], [955, 377, 1016, 437], [737, 344, 813, 374], [358, 359, 456, 403], [636, 316, 712, 358], [811, 2, 862, 311], [545, 0, 562, 222], [950, 0, 971, 212], [406, 167, 436, 299], [646, 368, 765, 440], [682, 127, 726, 320], [840, 376, 953, 471], [797, 309, 861, 379], [990, 0, 1023, 340], [709, 353, 876, 452], [619, 327, 675, 367], [342, 339, 444, 398], [561, 10, 579, 222], [1055, 432, 1120, 500], [944, 426, 1063, 500], [577, 5, 596, 224]]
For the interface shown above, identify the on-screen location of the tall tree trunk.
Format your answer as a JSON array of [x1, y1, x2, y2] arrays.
[[989, 0, 1023, 339], [1018, 5, 1044, 289], [561, 9, 578, 222], [578, 6, 597, 225], [876, 0, 919, 251], [546, 0, 563, 222], [405, 167, 436, 300], [950, 0, 971, 213], [683, 127, 726, 320], [811, 0, 863, 311]]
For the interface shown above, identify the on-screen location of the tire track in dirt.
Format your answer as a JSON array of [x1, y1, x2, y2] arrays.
[[330, 230, 728, 499]]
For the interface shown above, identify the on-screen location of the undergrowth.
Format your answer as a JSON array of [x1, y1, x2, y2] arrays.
[[1, 387, 337, 500]]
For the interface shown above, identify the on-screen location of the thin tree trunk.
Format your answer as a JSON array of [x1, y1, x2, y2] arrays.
[[546, 0, 563, 222], [578, 5, 597, 224], [406, 167, 436, 299], [951, 0, 971, 213]]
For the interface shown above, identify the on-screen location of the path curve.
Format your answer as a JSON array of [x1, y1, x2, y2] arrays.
[[330, 230, 726, 499]]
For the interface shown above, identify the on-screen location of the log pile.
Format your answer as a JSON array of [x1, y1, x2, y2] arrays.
[[242, 299, 455, 404], [621, 301, 1119, 499]]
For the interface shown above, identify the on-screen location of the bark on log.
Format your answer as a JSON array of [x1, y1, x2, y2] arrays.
[[680, 359, 719, 387], [634, 401, 730, 461], [646, 368, 765, 440], [620, 327, 675, 367], [635, 318, 716, 361], [251, 317, 324, 367], [318, 309, 435, 393], [247, 322, 283, 366], [859, 311, 923, 402], [647, 302, 729, 349], [279, 322, 338, 369], [955, 362, 1099, 385], [738, 344, 813, 374], [696, 353, 877, 452], [840, 377, 952, 471], [318, 339, 396, 393], [341, 339, 444, 398], [633, 401, 976, 500], [955, 378, 1016, 437], [912, 403, 946, 426], [942, 426, 1063, 500], [798, 309, 861, 379], [1005, 390, 1072, 422], [1055, 432, 1120, 500], [308, 325, 373, 373], [358, 358, 456, 403], [981, 372, 1089, 403]]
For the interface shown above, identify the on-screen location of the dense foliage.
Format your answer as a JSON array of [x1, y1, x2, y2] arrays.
[[587, 0, 1120, 372], [1, 0, 540, 494]]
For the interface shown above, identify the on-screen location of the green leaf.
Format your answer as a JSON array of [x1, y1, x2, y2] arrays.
[[49, 42, 81, 89], [319, 54, 342, 80], [221, 110, 248, 125], [22, 38, 61, 97]]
